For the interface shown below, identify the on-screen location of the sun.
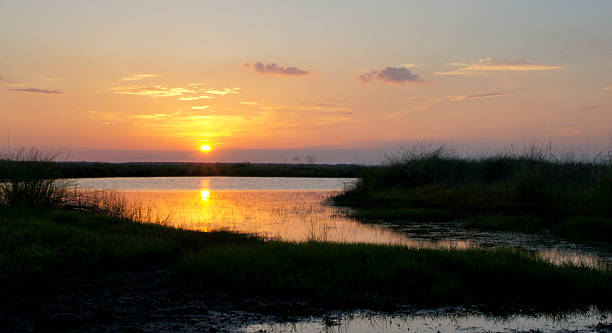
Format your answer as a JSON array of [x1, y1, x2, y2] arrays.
[[200, 145, 211, 151]]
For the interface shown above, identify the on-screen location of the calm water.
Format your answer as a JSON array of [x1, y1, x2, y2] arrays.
[[73, 177, 611, 270], [244, 308, 611, 333]]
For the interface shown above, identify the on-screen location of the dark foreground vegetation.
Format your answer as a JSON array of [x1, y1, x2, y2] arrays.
[[334, 144, 612, 245], [0, 148, 611, 330], [2, 206, 611, 311], [48, 161, 364, 178]]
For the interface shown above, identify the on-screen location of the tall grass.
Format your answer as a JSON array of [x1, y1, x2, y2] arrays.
[[0, 149, 166, 223], [334, 143, 612, 237], [0, 149, 72, 208]]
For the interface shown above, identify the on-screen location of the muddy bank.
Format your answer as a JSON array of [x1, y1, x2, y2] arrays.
[[0, 271, 322, 333]]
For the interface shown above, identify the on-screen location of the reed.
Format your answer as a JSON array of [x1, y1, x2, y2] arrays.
[[0, 149, 71, 208]]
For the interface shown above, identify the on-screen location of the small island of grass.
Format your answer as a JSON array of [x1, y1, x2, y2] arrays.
[[333, 144, 612, 245]]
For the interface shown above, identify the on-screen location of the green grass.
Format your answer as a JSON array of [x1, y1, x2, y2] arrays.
[[179, 242, 611, 308], [333, 144, 612, 244], [0, 206, 259, 294], [1, 206, 611, 310]]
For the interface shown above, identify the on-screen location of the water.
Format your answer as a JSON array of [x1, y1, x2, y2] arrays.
[[244, 308, 611, 333], [73, 176, 611, 331], [73, 177, 611, 270]]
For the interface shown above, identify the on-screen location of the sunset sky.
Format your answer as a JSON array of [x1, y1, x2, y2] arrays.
[[1, 1, 611, 163]]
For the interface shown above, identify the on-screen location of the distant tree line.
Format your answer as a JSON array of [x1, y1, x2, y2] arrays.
[[19, 162, 368, 179]]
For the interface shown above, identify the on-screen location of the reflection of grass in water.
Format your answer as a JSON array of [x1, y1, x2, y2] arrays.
[[249, 307, 609, 332]]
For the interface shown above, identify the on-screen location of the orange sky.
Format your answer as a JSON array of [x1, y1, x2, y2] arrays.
[[1, 1, 611, 162]]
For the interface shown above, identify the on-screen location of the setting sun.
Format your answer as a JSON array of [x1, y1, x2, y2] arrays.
[[200, 145, 211, 151]]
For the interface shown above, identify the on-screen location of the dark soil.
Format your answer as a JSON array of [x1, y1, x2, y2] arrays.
[[0, 271, 324, 333]]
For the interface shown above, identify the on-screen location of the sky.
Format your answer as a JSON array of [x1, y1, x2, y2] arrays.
[[1, 1, 611, 163]]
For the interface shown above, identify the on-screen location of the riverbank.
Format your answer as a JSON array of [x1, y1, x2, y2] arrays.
[[333, 145, 612, 245], [2, 206, 610, 312]]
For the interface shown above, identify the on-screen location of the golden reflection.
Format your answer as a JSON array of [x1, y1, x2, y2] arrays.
[[200, 190, 210, 201], [122, 190, 411, 245], [117, 190, 609, 270]]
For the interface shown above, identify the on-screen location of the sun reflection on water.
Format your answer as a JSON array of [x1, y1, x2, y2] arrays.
[[113, 188, 609, 270], [200, 190, 210, 201]]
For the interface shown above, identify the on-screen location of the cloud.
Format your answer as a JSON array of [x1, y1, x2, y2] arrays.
[[436, 58, 561, 75], [121, 74, 158, 81], [358, 67, 425, 85], [191, 106, 209, 110], [178, 95, 212, 101], [243, 62, 310, 76], [109, 85, 195, 97], [110, 83, 241, 100], [7, 88, 62, 94], [604, 86, 612, 91], [203, 88, 240, 95], [449, 92, 505, 101]]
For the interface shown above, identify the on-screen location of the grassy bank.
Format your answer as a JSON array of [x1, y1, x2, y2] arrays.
[[1, 206, 611, 310], [0, 206, 259, 295], [333, 144, 612, 244]]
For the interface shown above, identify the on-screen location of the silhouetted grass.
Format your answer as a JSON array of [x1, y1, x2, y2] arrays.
[[333, 143, 612, 243], [0, 149, 71, 207]]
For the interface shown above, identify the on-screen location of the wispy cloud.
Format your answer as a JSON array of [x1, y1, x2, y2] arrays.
[[436, 58, 561, 75], [109, 85, 195, 97], [203, 88, 241, 95], [109, 82, 241, 100], [7, 87, 62, 94], [449, 92, 505, 101], [358, 66, 425, 85], [243, 62, 310, 76], [191, 106, 209, 110], [178, 95, 212, 101], [121, 74, 158, 81]]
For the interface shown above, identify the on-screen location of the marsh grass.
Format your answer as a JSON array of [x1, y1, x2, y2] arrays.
[[178, 242, 612, 309], [0, 148, 172, 225], [334, 143, 612, 243], [0, 149, 72, 207], [2, 205, 610, 310], [0, 206, 260, 296]]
